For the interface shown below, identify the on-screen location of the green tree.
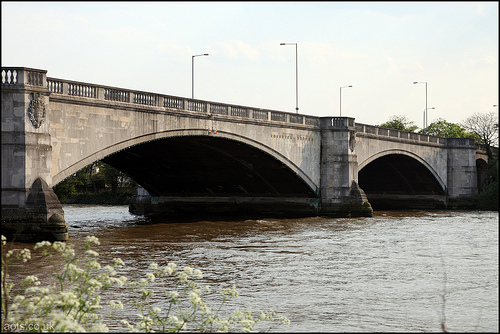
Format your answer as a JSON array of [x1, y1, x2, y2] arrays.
[[53, 165, 94, 198], [419, 118, 479, 140], [54, 161, 137, 202], [378, 115, 418, 132]]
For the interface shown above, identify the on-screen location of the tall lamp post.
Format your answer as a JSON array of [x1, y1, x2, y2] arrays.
[[192, 53, 209, 99], [413, 81, 428, 128], [339, 85, 352, 117], [280, 42, 299, 113]]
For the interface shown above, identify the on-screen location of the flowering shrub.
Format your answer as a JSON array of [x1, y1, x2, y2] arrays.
[[1, 235, 289, 332]]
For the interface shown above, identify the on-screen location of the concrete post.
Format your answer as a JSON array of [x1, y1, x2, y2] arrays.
[[1, 67, 68, 242], [319, 117, 372, 217], [446, 138, 478, 208]]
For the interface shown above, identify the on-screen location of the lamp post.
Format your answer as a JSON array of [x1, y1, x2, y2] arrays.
[[192, 53, 209, 99], [413, 81, 428, 128], [424, 107, 435, 129], [339, 85, 352, 117], [280, 42, 298, 113]]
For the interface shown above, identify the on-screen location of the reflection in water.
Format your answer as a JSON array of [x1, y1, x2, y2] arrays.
[[4, 205, 498, 332]]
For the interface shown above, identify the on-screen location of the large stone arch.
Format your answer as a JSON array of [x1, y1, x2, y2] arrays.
[[53, 129, 318, 194], [358, 149, 446, 192]]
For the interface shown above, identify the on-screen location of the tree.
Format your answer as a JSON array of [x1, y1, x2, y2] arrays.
[[54, 161, 137, 201], [378, 115, 418, 132], [461, 111, 499, 148], [419, 118, 478, 140]]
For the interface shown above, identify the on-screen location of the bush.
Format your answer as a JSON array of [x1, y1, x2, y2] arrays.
[[474, 158, 499, 211], [1, 236, 289, 332]]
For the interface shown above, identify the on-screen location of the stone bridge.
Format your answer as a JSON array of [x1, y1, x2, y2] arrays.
[[2, 67, 494, 242]]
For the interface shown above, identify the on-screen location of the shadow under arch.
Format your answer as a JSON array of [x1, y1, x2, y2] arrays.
[[358, 149, 447, 209], [53, 129, 319, 198], [476, 158, 489, 192], [359, 149, 446, 191]]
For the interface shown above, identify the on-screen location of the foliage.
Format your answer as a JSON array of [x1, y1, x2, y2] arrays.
[[419, 118, 478, 141], [474, 158, 499, 211], [461, 111, 499, 148], [57, 189, 137, 205], [54, 162, 137, 203], [1, 236, 290, 333], [378, 115, 418, 132]]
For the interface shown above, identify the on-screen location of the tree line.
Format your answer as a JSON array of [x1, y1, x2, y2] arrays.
[[53, 161, 138, 204], [378, 111, 498, 150]]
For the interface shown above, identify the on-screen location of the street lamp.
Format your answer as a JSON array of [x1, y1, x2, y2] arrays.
[[280, 42, 299, 113], [192, 53, 209, 99], [413, 81, 428, 127], [339, 85, 352, 117], [424, 107, 435, 129]]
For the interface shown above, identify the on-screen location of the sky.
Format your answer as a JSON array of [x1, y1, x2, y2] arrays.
[[2, 1, 498, 128]]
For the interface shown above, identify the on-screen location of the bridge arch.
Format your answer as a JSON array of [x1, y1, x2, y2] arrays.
[[358, 149, 447, 209], [358, 149, 446, 191], [53, 129, 318, 197]]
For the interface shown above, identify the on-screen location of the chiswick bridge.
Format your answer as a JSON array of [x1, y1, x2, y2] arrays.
[[1, 67, 491, 242]]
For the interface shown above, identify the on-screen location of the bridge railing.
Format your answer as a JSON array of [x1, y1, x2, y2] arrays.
[[356, 123, 449, 146], [2, 67, 47, 87], [40, 74, 319, 127], [475, 144, 499, 156]]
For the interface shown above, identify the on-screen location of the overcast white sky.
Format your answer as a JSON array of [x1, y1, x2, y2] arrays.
[[2, 1, 498, 128]]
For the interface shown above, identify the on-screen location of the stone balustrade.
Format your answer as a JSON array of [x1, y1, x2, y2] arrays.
[[356, 123, 454, 146], [38, 72, 318, 127]]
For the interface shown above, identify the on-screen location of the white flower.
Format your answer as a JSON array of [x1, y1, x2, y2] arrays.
[[85, 249, 99, 257], [109, 300, 124, 310], [162, 262, 177, 275], [22, 275, 40, 286], [90, 323, 109, 332], [113, 258, 125, 267], [146, 273, 155, 282], [148, 262, 158, 270], [34, 240, 51, 250], [88, 278, 102, 289], [189, 291, 202, 305], [194, 269, 203, 278], [13, 295, 26, 303], [121, 320, 134, 330], [85, 235, 100, 246], [20, 249, 31, 262]]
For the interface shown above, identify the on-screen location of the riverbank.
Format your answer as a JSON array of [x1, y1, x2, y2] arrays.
[[57, 189, 136, 205]]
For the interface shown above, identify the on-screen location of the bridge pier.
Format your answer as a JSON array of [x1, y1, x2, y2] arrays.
[[129, 187, 319, 218], [446, 138, 479, 208], [318, 117, 373, 217], [1, 68, 68, 242]]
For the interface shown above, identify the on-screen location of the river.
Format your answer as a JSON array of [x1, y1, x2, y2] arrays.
[[3, 205, 498, 332]]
